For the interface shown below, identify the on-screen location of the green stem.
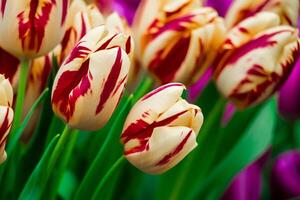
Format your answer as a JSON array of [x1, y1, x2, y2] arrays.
[[169, 98, 226, 200], [91, 156, 127, 200], [132, 76, 153, 103], [11, 59, 30, 135], [47, 125, 73, 174]]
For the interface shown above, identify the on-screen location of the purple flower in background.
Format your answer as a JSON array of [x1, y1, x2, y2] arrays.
[[188, 68, 213, 101], [204, 0, 233, 17], [278, 18, 300, 120], [98, 0, 140, 24], [270, 151, 300, 200], [222, 151, 270, 200]]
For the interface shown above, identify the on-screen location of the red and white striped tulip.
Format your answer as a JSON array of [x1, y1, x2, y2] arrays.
[[0, 75, 14, 164], [133, 0, 226, 85], [225, 0, 299, 28], [52, 26, 132, 131], [214, 12, 300, 109], [121, 83, 204, 174], [0, 0, 69, 59], [60, 0, 104, 63]]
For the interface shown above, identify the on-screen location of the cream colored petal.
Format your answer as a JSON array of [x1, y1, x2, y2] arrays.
[[123, 83, 185, 132], [126, 126, 197, 174]]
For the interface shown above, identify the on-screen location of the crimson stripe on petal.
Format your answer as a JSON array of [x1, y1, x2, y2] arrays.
[[18, 0, 56, 52], [122, 110, 188, 155], [96, 47, 123, 114], [61, 0, 68, 26], [52, 58, 91, 121], [149, 35, 191, 84], [0, 107, 12, 140], [1, 0, 6, 17], [65, 41, 90, 64], [156, 130, 192, 166], [141, 83, 183, 101]]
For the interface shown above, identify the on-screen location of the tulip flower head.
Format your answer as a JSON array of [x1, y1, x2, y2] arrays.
[[0, 0, 69, 59], [214, 12, 300, 109], [271, 151, 300, 200], [52, 26, 132, 131], [121, 83, 204, 174], [0, 75, 14, 164], [133, 0, 226, 85], [225, 0, 300, 28]]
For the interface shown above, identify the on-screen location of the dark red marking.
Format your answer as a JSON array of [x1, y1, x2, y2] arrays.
[[238, 27, 249, 34], [230, 42, 300, 107], [60, 27, 77, 63], [96, 34, 118, 52], [125, 36, 131, 54], [18, 0, 57, 52], [0, 108, 12, 140], [141, 83, 183, 101], [61, 0, 68, 26], [112, 75, 127, 96], [215, 29, 291, 78], [52, 58, 91, 121], [149, 35, 191, 84], [79, 13, 87, 39], [156, 130, 192, 166], [122, 110, 188, 155], [96, 47, 123, 114], [65, 41, 90, 64], [0, 47, 20, 83], [1, 0, 6, 16]]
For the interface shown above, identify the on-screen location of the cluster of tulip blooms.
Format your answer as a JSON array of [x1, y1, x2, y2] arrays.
[[0, 0, 299, 199]]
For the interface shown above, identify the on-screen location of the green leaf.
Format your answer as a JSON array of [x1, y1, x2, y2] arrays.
[[189, 99, 276, 200], [19, 135, 60, 200], [43, 130, 79, 200], [74, 95, 133, 200], [6, 88, 49, 156]]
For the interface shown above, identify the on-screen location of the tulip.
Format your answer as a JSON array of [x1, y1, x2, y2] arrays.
[[121, 83, 204, 174], [52, 25, 132, 131], [222, 150, 270, 200], [0, 74, 14, 164], [214, 12, 300, 109], [270, 150, 300, 200], [278, 57, 300, 120], [133, 0, 226, 85], [0, 0, 69, 59], [225, 0, 299, 28], [60, 0, 104, 63]]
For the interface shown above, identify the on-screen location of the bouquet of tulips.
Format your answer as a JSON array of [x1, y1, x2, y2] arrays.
[[0, 0, 300, 199]]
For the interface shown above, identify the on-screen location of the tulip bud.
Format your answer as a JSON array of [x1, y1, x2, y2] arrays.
[[52, 26, 132, 131], [0, 74, 14, 164], [133, 0, 226, 85], [60, 0, 104, 63], [214, 12, 300, 109], [121, 83, 204, 174], [0, 0, 69, 59], [225, 0, 299, 28], [270, 151, 300, 200]]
